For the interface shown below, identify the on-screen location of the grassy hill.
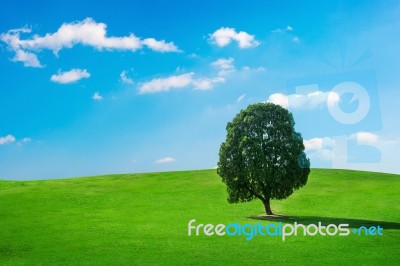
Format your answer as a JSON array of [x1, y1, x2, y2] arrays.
[[1, 169, 399, 265]]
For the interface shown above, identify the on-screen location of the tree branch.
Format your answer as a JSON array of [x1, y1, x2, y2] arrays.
[[246, 183, 265, 202]]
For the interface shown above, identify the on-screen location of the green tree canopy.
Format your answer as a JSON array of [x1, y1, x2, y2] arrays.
[[217, 103, 310, 215]]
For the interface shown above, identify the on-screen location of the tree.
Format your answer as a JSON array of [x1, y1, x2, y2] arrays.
[[217, 103, 310, 215]]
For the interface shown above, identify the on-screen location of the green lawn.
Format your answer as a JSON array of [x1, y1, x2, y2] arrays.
[[1, 169, 399, 265]]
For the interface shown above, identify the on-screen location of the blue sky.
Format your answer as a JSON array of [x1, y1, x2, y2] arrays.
[[1, 0, 399, 179]]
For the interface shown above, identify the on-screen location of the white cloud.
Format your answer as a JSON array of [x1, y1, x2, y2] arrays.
[[327, 91, 340, 107], [120, 70, 133, 84], [17, 18, 141, 52], [155, 156, 176, 164], [0, 28, 43, 68], [267, 91, 340, 109], [211, 57, 235, 77], [139, 73, 226, 93], [350, 132, 378, 145], [1, 18, 180, 67], [192, 79, 213, 90], [139, 73, 194, 94], [303, 137, 334, 162], [307, 149, 333, 162], [304, 138, 323, 150], [0, 27, 29, 50], [50, 69, 90, 84], [304, 133, 385, 164], [139, 57, 236, 94], [211, 57, 234, 70], [0, 134, 16, 145], [237, 94, 245, 103], [12, 50, 43, 68], [267, 93, 289, 108], [142, 38, 181, 52], [192, 77, 225, 90], [92, 92, 103, 101], [193, 57, 235, 90], [304, 137, 334, 150], [209, 27, 260, 48]]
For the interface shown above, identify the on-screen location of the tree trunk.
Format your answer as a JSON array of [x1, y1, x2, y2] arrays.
[[263, 198, 273, 215]]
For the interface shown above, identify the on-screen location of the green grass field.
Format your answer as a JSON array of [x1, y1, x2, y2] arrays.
[[1, 169, 399, 265]]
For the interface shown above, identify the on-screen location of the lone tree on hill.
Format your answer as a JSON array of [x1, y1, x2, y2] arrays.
[[217, 103, 310, 215]]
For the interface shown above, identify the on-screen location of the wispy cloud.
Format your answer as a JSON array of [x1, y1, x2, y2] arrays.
[[303, 137, 334, 162], [12, 49, 43, 68], [92, 92, 103, 101], [349, 131, 398, 147], [0, 134, 16, 145], [237, 94, 245, 103], [304, 137, 334, 150], [307, 149, 333, 162], [22, 137, 31, 143], [139, 57, 236, 94], [292, 37, 300, 44], [155, 156, 176, 164], [50, 69, 90, 84], [192, 77, 225, 90], [267, 91, 339, 109], [16, 137, 32, 146], [242, 66, 266, 72], [142, 38, 181, 52], [271, 25, 293, 33], [0, 18, 180, 67], [139, 73, 194, 94], [209, 27, 260, 48], [191, 57, 235, 90], [350, 132, 378, 145], [267, 93, 289, 108], [120, 70, 134, 84], [211, 57, 235, 77], [271, 25, 300, 43]]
